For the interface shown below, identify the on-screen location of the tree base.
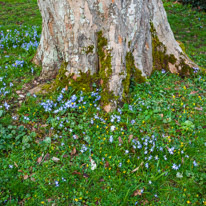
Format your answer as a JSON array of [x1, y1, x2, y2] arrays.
[[34, 0, 199, 102]]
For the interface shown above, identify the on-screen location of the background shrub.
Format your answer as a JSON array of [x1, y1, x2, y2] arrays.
[[178, 0, 206, 11]]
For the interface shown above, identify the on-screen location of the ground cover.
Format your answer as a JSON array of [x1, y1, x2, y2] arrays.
[[0, 0, 205, 205]]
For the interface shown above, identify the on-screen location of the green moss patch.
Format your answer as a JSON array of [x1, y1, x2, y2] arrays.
[[151, 23, 177, 73], [42, 31, 118, 106], [122, 52, 146, 100]]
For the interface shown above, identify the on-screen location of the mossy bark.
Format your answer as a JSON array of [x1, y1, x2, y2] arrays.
[[34, 0, 199, 111]]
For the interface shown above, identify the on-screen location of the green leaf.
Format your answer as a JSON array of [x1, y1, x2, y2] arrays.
[[0, 110, 3, 117], [22, 136, 30, 144], [43, 137, 51, 144]]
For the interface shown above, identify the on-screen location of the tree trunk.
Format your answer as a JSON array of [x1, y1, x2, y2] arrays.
[[34, 0, 197, 108]]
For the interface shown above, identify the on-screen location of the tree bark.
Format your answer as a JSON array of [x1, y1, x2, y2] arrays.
[[34, 0, 197, 104]]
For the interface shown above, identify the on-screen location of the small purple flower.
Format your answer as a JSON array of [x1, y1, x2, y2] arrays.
[[73, 135, 78, 140], [129, 105, 133, 111], [193, 160, 198, 167], [55, 181, 59, 187], [193, 67, 199, 73], [162, 69, 166, 74], [4, 102, 10, 110], [131, 120, 135, 125], [172, 163, 179, 170], [109, 135, 113, 143]]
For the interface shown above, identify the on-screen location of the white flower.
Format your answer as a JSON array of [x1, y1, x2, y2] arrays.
[[155, 155, 159, 160], [176, 172, 183, 178], [91, 159, 97, 170], [62, 177, 66, 182], [111, 125, 115, 131]]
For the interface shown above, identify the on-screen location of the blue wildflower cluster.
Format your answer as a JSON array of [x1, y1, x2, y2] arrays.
[[193, 67, 200, 73], [0, 26, 40, 53], [40, 89, 101, 114], [12, 60, 24, 68]]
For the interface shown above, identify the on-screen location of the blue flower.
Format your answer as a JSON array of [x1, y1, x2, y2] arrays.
[[55, 181, 59, 187], [109, 136, 113, 143], [172, 163, 180, 170], [4, 102, 10, 110], [131, 120, 135, 125], [193, 160, 198, 167], [162, 69, 166, 74]]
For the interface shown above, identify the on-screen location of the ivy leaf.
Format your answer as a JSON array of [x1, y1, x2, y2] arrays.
[[22, 136, 30, 144]]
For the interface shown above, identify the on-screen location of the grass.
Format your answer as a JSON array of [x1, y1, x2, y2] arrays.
[[163, 0, 206, 68], [0, 0, 41, 28], [0, 0, 206, 205]]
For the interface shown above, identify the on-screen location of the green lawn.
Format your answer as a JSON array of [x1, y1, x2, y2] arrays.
[[0, 0, 205, 205], [163, 0, 206, 68]]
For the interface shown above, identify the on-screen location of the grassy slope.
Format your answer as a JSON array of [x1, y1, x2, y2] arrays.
[[163, 0, 206, 68], [0, 0, 41, 28], [0, 0, 205, 205]]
